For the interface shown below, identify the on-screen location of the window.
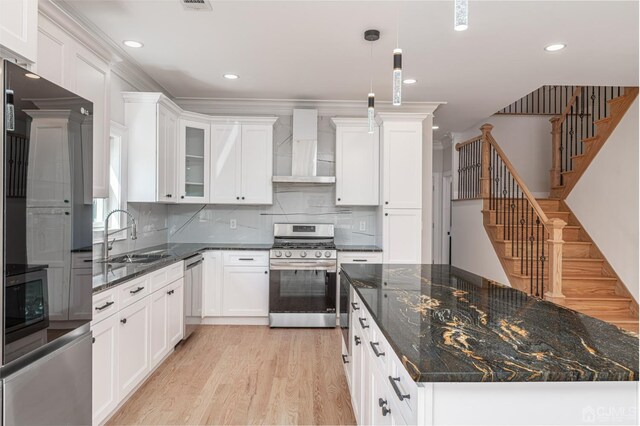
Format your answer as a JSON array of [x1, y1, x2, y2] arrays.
[[93, 122, 127, 240]]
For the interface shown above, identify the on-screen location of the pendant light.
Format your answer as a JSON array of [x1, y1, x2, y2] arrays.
[[454, 0, 469, 31], [392, 10, 402, 106], [364, 29, 380, 134]]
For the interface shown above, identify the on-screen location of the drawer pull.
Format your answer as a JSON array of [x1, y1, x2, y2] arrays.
[[358, 317, 369, 329], [167, 289, 175, 295], [351, 302, 360, 310], [129, 286, 145, 294], [120, 318, 127, 324], [238, 258, 254, 261], [95, 301, 114, 311], [341, 354, 349, 364], [354, 336, 361, 346], [389, 376, 410, 401], [370, 341, 385, 357], [353, 259, 367, 262]]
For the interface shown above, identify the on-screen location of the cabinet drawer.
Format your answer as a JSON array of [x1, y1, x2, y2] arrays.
[[223, 251, 269, 267], [118, 275, 150, 309], [149, 261, 184, 293], [367, 323, 389, 373], [387, 350, 419, 424], [338, 252, 383, 265], [72, 252, 93, 269], [92, 287, 119, 324]]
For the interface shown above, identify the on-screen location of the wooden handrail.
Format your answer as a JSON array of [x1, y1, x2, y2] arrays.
[[483, 129, 551, 225], [555, 86, 583, 125], [455, 134, 482, 151]]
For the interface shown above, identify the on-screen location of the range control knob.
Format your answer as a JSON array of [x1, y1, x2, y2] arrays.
[[300, 251, 307, 258], [274, 250, 282, 258], [285, 251, 292, 258], [315, 251, 322, 258], [324, 251, 332, 258]]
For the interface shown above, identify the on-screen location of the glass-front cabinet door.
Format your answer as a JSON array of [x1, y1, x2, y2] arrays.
[[178, 119, 210, 203]]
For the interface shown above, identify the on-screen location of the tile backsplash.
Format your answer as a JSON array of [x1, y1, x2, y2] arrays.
[[167, 114, 378, 245]]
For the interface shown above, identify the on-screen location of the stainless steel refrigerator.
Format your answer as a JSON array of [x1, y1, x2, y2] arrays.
[[1, 60, 93, 425]]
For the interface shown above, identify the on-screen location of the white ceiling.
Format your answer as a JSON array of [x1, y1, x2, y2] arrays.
[[61, 0, 639, 136]]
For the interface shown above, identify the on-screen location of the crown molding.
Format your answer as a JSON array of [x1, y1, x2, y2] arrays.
[[42, 0, 168, 93], [175, 97, 444, 117]]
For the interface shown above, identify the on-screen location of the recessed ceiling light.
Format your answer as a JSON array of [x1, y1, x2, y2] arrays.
[[223, 74, 239, 80], [25, 73, 40, 79], [544, 43, 566, 52], [123, 40, 143, 48], [432, 125, 439, 130], [403, 79, 417, 85]]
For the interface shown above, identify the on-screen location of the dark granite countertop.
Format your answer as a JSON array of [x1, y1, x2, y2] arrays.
[[341, 263, 639, 383], [93, 243, 272, 293], [336, 244, 382, 252]]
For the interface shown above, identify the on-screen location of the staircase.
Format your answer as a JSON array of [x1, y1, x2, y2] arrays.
[[456, 86, 639, 334]]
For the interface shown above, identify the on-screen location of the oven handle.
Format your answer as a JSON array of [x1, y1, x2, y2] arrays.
[[269, 260, 337, 272]]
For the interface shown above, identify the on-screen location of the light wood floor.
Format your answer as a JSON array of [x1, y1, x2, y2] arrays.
[[107, 325, 356, 425]]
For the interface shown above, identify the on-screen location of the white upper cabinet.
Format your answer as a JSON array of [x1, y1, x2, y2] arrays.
[[379, 118, 423, 209], [240, 124, 273, 204], [0, 0, 37, 63], [210, 118, 276, 205], [178, 118, 211, 203], [124, 92, 181, 203], [332, 118, 380, 206], [35, 15, 111, 198], [210, 124, 241, 204]]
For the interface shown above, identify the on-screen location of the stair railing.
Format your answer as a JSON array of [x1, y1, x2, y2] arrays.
[[549, 86, 625, 187], [456, 124, 566, 300]]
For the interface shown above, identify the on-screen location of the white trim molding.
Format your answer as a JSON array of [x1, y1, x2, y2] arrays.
[[176, 97, 445, 118]]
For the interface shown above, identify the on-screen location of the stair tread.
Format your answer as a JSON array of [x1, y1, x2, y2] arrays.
[[565, 295, 631, 301], [563, 276, 617, 281], [502, 255, 599, 261], [594, 117, 612, 125], [570, 153, 586, 160]]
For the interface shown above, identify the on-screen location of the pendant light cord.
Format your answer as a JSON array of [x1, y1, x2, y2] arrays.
[[370, 41, 373, 93]]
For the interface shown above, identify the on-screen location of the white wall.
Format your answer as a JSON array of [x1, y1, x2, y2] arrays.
[[452, 115, 552, 199], [566, 98, 639, 301], [451, 199, 509, 285]]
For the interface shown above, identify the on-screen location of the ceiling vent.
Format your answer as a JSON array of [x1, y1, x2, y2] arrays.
[[180, 0, 212, 11]]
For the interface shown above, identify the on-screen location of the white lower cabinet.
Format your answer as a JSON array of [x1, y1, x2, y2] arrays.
[[202, 250, 270, 320], [347, 290, 410, 426], [91, 314, 119, 426], [222, 266, 269, 317], [118, 297, 151, 399], [92, 262, 185, 425], [167, 279, 185, 347]]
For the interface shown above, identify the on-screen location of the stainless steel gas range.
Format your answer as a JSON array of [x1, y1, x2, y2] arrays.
[[269, 224, 337, 328]]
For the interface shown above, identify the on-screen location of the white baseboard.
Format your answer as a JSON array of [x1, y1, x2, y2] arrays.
[[201, 317, 269, 326]]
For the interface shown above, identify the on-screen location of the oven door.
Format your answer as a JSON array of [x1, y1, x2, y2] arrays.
[[269, 259, 337, 315], [5, 269, 49, 345]]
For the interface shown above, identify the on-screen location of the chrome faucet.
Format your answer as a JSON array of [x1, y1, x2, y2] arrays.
[[103, 209, 138, 261]]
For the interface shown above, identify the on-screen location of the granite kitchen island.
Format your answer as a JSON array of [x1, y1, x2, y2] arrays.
[[340, 264, 639, 425]]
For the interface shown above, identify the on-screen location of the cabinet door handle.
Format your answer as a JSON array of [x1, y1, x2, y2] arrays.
[[94, 301, 114, 311], [264, 271, 268, 274], [64, 199, 69, 203], [358, 317, 369, 329], [388, 376, 410, 401], [166, 194, 172, 198], [370, 341, 385, 357], [351, 302, 360, 310], [65, 212, 70, 215], [129, 286, 145, 294], [120, 318, 127, 324], [354, 336, 361, 346], [92, 337, 96, 344], [337, 198, 341, 201], [353, 259, 367, 262], [236, 197, 240, 200], [238, 258, 254, 261], [241, 196, 245, 200], [181, 195, 185, 199], [341, 354, 349, 364], [167, 289, 174, 295], [385, 213, 388, 216]]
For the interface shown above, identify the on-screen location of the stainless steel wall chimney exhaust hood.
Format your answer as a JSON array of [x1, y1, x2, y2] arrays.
[[272, 109, 336, 184]]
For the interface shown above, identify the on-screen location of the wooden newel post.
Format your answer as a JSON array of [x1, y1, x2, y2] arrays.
[[479, 124, 493, 199], [549, 117, 562, 188], [545, 218, 566, 303]]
